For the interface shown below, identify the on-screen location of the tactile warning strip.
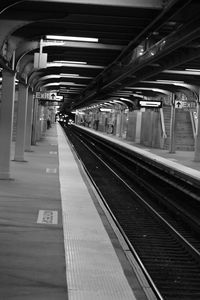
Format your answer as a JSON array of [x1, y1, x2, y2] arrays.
[[57, 125, 136, 300]]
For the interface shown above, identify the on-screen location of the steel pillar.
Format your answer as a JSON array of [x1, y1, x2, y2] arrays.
[[25, 90, 34, 151], [169, 93, 176, 153], [194, 94, 200, 161], [14, 83, 28, 161], [31, 98, 38, 145], [0, 70, 16, 179]]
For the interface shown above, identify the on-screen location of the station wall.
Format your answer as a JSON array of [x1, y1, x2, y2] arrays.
[[76, 105, 195, 151]]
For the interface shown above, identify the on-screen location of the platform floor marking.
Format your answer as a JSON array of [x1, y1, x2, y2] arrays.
[[37, 210, 58, 224], [49, 151, 58, 155], [50, 143, 57, 146], [46, 168, 57, 173]]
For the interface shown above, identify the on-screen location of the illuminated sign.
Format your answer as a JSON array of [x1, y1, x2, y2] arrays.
[[35, 92, 63, 101], [138, 100, 162, 108], [175, 100, 196, 110]]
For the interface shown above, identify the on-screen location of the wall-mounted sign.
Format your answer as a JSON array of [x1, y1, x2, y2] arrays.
[[34, 53, 47, 69], [35, 92, 63, 101], [138, 100, 162, 108], [35, 92, 47, 99], [175, 100, 196, 110]]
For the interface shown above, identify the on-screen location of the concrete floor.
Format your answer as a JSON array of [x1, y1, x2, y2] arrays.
[[0, 127, 67, 299]]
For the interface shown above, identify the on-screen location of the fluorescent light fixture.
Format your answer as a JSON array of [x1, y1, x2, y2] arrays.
[[43, 83, 60, 86], [132, 93, 144, 98], [60, 73, 79, 77], [125, 87, 170, 95], [46, 35, 99, 43], [40, 75, 61, 80], [47, 62, 104, 69], [185, 68, 200, 72], [53, 60, 87, 64], [163, 70, 200, 75], [152, 88, 167, 93], [156, 79, 184, 83], [62, 90, 79, 94], [100, 108, 112, 112], [120, 98, 131, 101], [120, 98, 135, 104], [139, 100, 162, 107], [103, 102, 113, 106], [42, 82, 83, 87], [60, 82, 86, 86], [59, 73, 93, 79]]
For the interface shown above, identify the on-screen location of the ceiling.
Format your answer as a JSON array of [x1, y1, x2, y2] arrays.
[[1, 0, 200, 111]]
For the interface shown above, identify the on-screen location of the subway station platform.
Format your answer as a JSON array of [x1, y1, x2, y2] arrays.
[[76, 125, 200, 180], [0, 123, 152, 300]]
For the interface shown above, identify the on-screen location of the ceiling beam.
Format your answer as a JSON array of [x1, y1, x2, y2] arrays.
[[32, 0, 163, 9], [73, 14, 200, 108], [0, 1, 25, 15]]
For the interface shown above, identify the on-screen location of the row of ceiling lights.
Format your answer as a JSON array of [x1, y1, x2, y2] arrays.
[[1, 34, 200, 104]]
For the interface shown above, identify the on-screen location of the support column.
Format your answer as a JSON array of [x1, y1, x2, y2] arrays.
[[42, 104, 48, 133], [25, 90, 34, 151], [14, 83, 28, 161], [0, 70, 16, 179], [194, 94, 200, 161], [31, 98, 38, 145], [169, 93, 176, 153], [135, 110, 142, 143], [36, 104, 42, 141]]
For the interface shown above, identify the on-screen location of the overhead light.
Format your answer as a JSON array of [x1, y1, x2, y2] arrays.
[[120, 98, 130, 101], [43, 83, 59, 86], [45, 35, 99, 43], [59, 73, 93, 79], [156, 79, 185, 83], [100, 108, 112, 112], [163, 69, 200, 75], [132, 93, 144, 98], [185, 68, 200, 72], [60, 74, 79, 78], [60, 73, 79, 77], [124, 86, 170, 95], [47, 62, 104, 69], [53, 60, 87, 65], [60, 82, 86, 86], [40, 75, 61, 80], [152, 88, 165, 92]]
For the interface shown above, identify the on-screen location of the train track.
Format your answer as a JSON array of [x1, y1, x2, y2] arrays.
[[63, 124, 200, 300]]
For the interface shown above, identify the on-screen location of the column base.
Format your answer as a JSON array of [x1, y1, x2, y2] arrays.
[[12, 158, 28, 163], [0, 172, 14, 180]]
